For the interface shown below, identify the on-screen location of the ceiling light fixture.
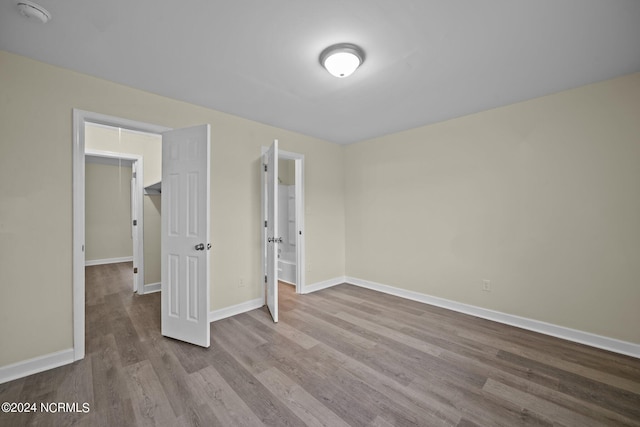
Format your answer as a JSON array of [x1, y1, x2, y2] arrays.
[[319, 43, 365, 78], [17, 1, 51, 24]]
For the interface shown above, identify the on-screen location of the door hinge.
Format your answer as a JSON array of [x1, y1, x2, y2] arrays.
[[264, 220, 267, 228], [265, 275, 267, 283], [133, 219, 137, 226], [264, 164, 267, 172], [133, 267, 138, 274]]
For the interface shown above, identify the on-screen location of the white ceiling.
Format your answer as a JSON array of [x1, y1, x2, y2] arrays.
[[1, 1, 639, 144]]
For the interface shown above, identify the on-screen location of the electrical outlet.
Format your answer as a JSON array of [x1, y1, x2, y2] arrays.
[[239, 277, 245, 287], [482, 279, 491, 292]]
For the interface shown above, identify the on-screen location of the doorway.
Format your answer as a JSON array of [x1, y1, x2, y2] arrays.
[[73, 110, 212, 359], [72, 110, 170, 361], [83, 122, 163, 295], [261, 142, 305, 323], [84, 150, 143, 293]]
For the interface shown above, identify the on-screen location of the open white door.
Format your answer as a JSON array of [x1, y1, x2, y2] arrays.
[[264, 140, 279, 322], [161, 124, 211, 347], [131, 162, 140, 294]]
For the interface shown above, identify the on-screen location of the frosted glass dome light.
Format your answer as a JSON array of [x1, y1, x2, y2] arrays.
[[17, 1, 51, 23], [319, 43, 365, 78]]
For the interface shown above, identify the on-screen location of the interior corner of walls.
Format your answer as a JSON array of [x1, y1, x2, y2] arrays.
[[209, 297, 263, 323], [303, 276, 346, 294], [142, 282, 161, 294], [0, 348, 74, 384]]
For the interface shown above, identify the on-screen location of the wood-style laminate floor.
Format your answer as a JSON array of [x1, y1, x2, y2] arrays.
[[1, 262, 639, 426]]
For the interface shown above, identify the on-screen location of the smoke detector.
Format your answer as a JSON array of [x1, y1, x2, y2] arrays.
[[17, 1, 51, 24]]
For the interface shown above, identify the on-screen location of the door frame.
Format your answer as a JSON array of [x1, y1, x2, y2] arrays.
[[85, 149, 144, 293], [261, 146, 305, 296], [72, 109, 170, 361]]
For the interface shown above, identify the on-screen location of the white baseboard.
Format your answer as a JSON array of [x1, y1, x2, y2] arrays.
[[142, 282, 161, 294], [209, 297, 264, 322], [207, 276, 346, 323], [303, 276, 346, 294], [85, 256, 133, 266], [0, 348, 74, 384], [345, 277, 640, 359]]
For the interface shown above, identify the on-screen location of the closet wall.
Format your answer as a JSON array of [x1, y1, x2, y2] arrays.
[[85, 159, 133, 262], [85, 123, 162, 286]]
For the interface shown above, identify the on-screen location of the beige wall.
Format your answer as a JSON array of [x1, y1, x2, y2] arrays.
[[85, 124, 162, 286], [278, 158, 296, 185], [0, 50, 345, 366], [345, 73, 640, 344], [144, 195, 162, 285], [86, 123, 162, 187], [85, 161, 133, 261], [2, 46, 636, 369]]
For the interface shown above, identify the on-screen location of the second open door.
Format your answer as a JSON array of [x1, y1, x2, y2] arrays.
[[161, 124, 211, 347], [264, 140, 279, 322]]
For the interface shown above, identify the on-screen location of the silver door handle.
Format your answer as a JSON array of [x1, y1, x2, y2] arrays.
[[195, 243, 205, 251]]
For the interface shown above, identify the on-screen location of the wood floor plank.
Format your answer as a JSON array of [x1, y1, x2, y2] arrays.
[[483, 378, 605, 427], [175, 403, 223, 427], [246, 308, 321, 350], [127, 293, 161, 343], [205, 344, 307, 427], [53, 357, 95, 427], [333, 310, 443, 357], [90, 334, 136, 427], [282, 308, 419, 387], [370, 415, 397, 427], [211, 316, 278, 376], [307, 341, 462, 426], [225, 317, 381, 426], [142, 335, 200, 419], [497, 350, 640, 418], [410, 375, 554, 427], [2, 265, 639, 427], [308, 339, 463, 425], [255, 367, 351, 427], [497, 347, 640, 395], [241, 307, 453, 427], [186, 366, 263, 427], [124, 360, 178, 426], [161, 340, 211, 375]]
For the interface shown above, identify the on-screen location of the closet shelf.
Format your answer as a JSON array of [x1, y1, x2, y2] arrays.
[[144, 181, 161, 195]]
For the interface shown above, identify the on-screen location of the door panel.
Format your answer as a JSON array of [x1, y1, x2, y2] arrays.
[[131, 165, 139, 293], [265, 140, 279, 322], [161, 124, 211, 347]]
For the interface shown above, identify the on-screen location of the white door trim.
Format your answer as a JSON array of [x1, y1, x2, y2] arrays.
[[72, 109, 170, 361], [260, 146, 305, 295], [85, 149, 144, 293]]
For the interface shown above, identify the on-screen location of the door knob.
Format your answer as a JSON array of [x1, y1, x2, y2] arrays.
[[195, 243, 205, 251]]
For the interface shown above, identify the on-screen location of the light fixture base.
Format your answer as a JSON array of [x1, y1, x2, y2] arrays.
[[17, 1, 51, 24], [319, 43, 365, 78]]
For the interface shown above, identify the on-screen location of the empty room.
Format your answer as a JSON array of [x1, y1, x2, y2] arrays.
[[1, 1, 639, 426]]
